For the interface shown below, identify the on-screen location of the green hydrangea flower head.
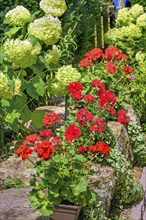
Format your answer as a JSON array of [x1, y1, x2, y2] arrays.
[[129, 4, 144, 22], [40, 0, 67, 17], [136, 13, 146, 29], [0, 72, 21, 99], [45, 45, 61, 64], [50, 82, 67, 95], [28, 15, 62, 45], [116, 8, 130, 27], [53, 65, 81, 94], [5, 5, 31, 27], [4, 39, 41, 68]]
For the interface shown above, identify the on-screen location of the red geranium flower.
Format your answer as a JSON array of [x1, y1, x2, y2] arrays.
[[103, 45, 122, 61], [79, 58, 92, 67], [40, 129, 53, 138], [23, 134, 40, 145], [105, 62, 117, 74], [16, 145, 33, 160], [117, 109, 130, 124], [88, 144, 97, 152], [42, 112, 61, 126], [83, 94, 95, 101], [34, 140, 55, 160], [105, 105, 116, 115], [76, 108, 94, 126], [85, 48, 103, 61], [95, 142, 110, 154], [123, 66, 133, 73], [65, 124, 81, 143], [68, 82, 83, 100], [89, 118, 106, 132], [98, 90, 117, 107], [78, 146, 88, 152], [51, 136, 62, 146], [91, 79, 105, 95]]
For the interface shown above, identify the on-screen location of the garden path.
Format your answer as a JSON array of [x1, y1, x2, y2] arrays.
[[130, 167, 146, 220]]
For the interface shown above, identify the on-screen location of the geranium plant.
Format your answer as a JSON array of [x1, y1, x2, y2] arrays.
[[15, 67, 132, 218]]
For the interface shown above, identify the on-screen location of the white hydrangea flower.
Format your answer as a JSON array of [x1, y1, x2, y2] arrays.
[[127, 24, 142, 38], [129, 4, 144, 22], [4, 39, 41, 68], [40, 0, 67, 17], [0, 72, 21, 99], [116, 8, 131, 27], [54, 65, 81, 94], [45, 45, 61, 64], [5, 5, 31, 27], [28, 15, 62, 45], [137, 13, 146, 29]]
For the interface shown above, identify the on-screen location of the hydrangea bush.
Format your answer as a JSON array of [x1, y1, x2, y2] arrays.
[[0, 0, 68, 139]]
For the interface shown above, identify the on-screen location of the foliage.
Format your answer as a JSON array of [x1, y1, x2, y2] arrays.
[[0, 0, 78, 143], [61, 0, 106, 61], [105, 147, 144, 204], [16, 44, 144, 216], [104, 5, 146, 123], [0, 0, 40, 39], [127, 121, 146, 165], [4, 178, 26, 188], [16, 112, 98, 216], [131, 0, 146, 8]]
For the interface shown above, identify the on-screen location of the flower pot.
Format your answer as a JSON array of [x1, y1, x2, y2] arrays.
[[50, 204, 82, 220]]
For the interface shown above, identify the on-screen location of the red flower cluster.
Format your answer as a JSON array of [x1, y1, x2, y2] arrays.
[[105, 62, 117, 74], [89, 118, 106, 132], [83, 94, 95, 101], [105, 105, 116, 115], [123, 66, 133, 73], [98, 90, 117, 108], [85, 48, 103, 61], [23, 134, 40, 145], [88, 142, 110, 154], [34, 140, 55, 160], [40, 129, 53, 138], [65, 124, 81, 143], [103, 45, 127, 61], [76, 108, 94, 126], [117, 109, 130, 124], [42, 112, 61, 126], [79, 58, 92, 67], [16, 145, 33, 160], [78, 146, 88, 152], [68, 82, 83, 100], [91, 79, 105, 95], [79, 48, 103, 67]]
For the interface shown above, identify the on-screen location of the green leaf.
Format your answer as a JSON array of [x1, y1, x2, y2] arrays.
[[73, 176, 88, 196], [26, 84, 39, 100], [4, 27, 21, 37], [39, 204, 53, 216], [32, 76, 45, 96], [39, 55, 51, 71], [31, 110, 45, 129]]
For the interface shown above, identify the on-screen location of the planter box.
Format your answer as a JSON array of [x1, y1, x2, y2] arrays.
[[50, 204, 82, 220]]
